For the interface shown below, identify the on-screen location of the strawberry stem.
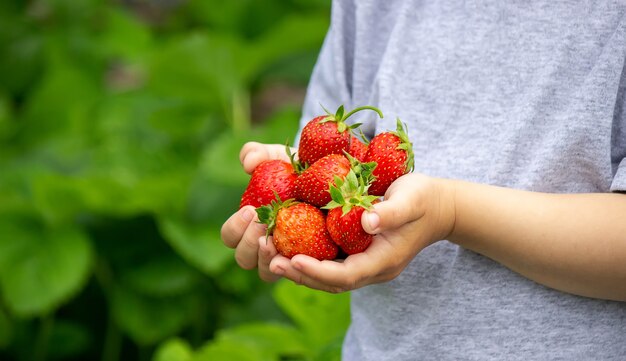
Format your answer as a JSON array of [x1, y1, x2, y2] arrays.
[[319, 104, 384, 131], [342, 105, 384, 122]]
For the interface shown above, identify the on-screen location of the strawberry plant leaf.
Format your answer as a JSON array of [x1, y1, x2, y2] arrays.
[[192, 339, 264, 361], [0, 307, 12, 349], [120, 256, 202, 297], [207, 322, 308, 360], [158, 217, 232, 276], [47, 320, 92, 360], [111, 286, 198, 346], [273, 280, 350, 350], [153, 338, 193, 361], [0, 216, 93, 317]]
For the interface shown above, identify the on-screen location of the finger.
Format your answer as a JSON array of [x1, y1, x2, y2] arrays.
[[234, 216, 268, 270], [240, 142, 293, 174], [361, 177, 424, 234], [221, 206, 257, 248], [258, 236, 281, 282], [284, 232, 406, 292], [269, 256, 345, 293], [291, 236, 402, 292]]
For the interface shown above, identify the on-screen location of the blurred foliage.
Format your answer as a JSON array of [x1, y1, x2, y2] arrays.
[[0, 0, 350, 360]]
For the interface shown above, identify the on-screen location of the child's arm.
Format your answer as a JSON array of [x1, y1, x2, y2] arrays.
[[447, 179, 626, 301], [271, 174, 626, 301]]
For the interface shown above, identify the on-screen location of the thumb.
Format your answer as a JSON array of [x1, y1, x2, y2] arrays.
[[361, 177, 424, 234]]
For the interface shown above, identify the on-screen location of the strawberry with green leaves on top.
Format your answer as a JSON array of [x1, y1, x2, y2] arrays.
[[324, 170, 379, 255], [298, 105, 383, 167], [364, 119, 414, 196], [256, 197, 338, 260]]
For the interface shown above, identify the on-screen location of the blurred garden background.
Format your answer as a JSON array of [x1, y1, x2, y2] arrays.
[[0, 0, 350, 360]]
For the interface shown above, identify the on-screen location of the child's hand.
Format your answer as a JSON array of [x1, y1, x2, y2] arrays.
[[220, 142, 294, 282], [267, 173, 457, 293]]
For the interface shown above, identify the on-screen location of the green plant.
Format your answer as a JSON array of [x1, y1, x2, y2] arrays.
[[0, 0, 345, 360]]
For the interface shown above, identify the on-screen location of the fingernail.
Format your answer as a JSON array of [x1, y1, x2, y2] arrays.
[[364, 212, 380, 232], [241, 208, 254, 222], [293, 261, 303, 271]]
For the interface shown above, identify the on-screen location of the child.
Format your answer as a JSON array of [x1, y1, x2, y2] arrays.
[[222, 1, 626, 359]]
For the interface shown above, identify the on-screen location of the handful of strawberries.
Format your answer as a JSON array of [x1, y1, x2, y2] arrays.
[[239, 105, 414, 260]]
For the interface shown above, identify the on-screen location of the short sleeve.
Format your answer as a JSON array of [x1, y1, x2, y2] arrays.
[[610, 61, 626, 192], [611, 158, 626, 192]]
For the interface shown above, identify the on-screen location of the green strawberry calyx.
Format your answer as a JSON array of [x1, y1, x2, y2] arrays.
[[344, 151, 377, 186], [256, 193, 297, 239], [322, 170, 380, 216], [284, 143, 307, 174], [319, 104, 384, 133], [393, 118, 415, 173]]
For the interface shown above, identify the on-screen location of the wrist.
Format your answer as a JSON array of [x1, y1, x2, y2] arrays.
[[434, 177, 459, 242]]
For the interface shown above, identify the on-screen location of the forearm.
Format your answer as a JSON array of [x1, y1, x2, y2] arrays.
[[445, 179, 626, 301]]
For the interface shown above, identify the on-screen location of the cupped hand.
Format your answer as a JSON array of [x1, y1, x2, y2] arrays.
[[267, 173, 457, 293], [220, 142, 295, 282]]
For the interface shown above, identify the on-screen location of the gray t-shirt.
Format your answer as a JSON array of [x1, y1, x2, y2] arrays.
[[298, 1, 626, 360]]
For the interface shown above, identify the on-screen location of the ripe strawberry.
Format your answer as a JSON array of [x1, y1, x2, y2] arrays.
[[298, 105, 383, 166], [239, 159, 297, 208], [364, 119, 414, 196], [256, 198, 338, 260], [324, 170, 380, 254], [295, 153, 351, 207], [347, 134, 368, 162]]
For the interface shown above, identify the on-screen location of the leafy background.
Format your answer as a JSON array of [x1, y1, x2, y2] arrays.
[[0, 0, 350, 360]]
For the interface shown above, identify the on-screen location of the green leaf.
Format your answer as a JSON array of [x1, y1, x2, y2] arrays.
[[48, 320, 92, 359], [111, 286, 197, 346], [20, 51, 100, 145], [199, 131, 250, 187], [215, 322, 308, 359], [334, 105, 345, 121], [246, 14, 329, 81], [273, 280, 350, 349], [98, 7, 152, 61], [0, 16, 44, 95], [153, 338, 193, 361], [328, 186, 344, 206], [120, 256, 202, 297], [0, 307, 12, 349], [312, 335, 344, 361], [192, 339, 265, 361], [158, 217, 232, 276], [0, 95, 15, 142], [147, 32, 241, 109], [0, 217, 93, 317]]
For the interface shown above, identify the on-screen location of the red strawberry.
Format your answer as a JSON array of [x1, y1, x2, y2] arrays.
[[256, 198, 338, 260], [365, 119, 414, 196], [298, 105, 383, 166], [240, 159, 297, 208], [295, 153, 351, 207], [348, 134, 368, 162], [324, 170, 379, 254]]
